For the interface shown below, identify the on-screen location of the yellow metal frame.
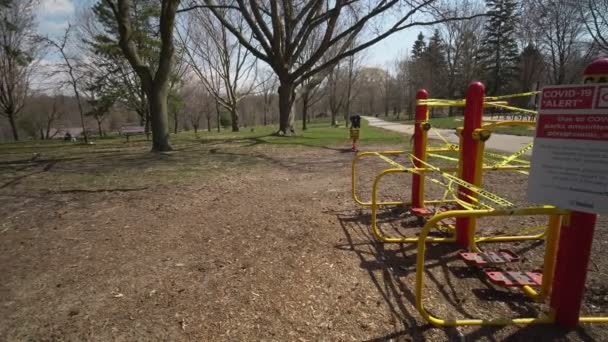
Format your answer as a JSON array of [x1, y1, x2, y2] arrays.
[[414, 208, 608, 326], [415, 207, 568, 326], [352, 151, 408, 207], [353, 93, 608, 327], [369, 166, 548, 244], [352, 151, 531, 208]]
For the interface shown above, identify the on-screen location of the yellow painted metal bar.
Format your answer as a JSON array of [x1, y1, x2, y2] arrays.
[[540, 215, 561, 300], [371, 168, 456, 244], [415, 207, 568, 327], [579, 317, 608, 323], [351, 151, 407, 207], [475, 232, 546, 243]]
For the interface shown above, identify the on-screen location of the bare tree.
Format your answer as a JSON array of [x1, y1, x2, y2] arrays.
[[191, 0, 484, 135], [439, 0, 485, 103], [22, 93, 65, 140], [259, 68, 277, 126], [529, 0, 589, 84], [0, 0, 38, 140], [103, 0, 181, 151], [45, 25, 90, 144], [327, 63, 346, 126], [581, 0, 608, 53], [343, 52, 362, 125], [181, 8, 258, 132]]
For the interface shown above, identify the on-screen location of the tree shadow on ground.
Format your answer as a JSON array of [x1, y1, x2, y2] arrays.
[[334, 208, 597, 341]]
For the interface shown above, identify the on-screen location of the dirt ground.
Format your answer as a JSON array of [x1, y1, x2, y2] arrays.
[[1, 141, 607, 341]]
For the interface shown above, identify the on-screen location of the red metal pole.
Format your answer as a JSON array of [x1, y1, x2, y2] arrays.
[[411, 89, 428, 209], [455, 82, 485, 248], [550, 212, 597, 327], [548, 59, 605, 328]]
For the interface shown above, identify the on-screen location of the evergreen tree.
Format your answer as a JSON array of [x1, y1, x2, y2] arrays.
[[411, 32, 426, 59], [86, 1, 160, 130], [478, 0, 519, 95], [424, 30, 448, 98]]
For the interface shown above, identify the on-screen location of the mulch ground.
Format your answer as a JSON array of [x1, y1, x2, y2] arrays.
[[1, 142, 607, 341]]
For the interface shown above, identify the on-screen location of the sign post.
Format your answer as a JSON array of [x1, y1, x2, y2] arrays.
[[528, 82, 608, 328]]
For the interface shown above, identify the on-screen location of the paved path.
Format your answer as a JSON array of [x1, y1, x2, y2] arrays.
[[363, 116, 533, 154]]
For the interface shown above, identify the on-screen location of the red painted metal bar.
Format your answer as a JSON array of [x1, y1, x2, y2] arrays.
[[455, 82, 485, 248], [550, 212, 597, 327], [411, 89, 429, 209]]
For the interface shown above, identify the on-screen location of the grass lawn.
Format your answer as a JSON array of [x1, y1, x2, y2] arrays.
[[0, 120, 407, 191]]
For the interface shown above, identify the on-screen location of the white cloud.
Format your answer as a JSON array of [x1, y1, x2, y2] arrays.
[[36, 0, 74, 38], [38, 0, 75, 16], [38, 19, 70, 35]]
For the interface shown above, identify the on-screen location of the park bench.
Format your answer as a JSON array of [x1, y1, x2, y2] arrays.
[[120, 126, 146, 142]]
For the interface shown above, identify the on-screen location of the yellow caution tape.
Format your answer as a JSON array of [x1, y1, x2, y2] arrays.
[[432, 129, 452, 146], [410, 155, 515, 209], [484, 91, 541, 101], [494, 143, 534, 167], [375, 153, 407, 170], [485, 103, 538, 116], [428, 153, 460, 162]]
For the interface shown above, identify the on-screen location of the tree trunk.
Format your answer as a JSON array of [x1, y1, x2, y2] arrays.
[[46, 119, 52, 139], [216, 102, 221, 132], [194, 125, 198, 134], [230, 107, 239, 132], [174, 111, 178, 134], [331, 109, 337, 127], [147, 86, 172, 152], [207, 115, 211, 132], [302, 91, 309, 131], [144, 111, 151, 140], [277, 81, 295, 135], [263, 103, 268, 126], [97, 119, 103, 137], [7, 110, 19, 141]]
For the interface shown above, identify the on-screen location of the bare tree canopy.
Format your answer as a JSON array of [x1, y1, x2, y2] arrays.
[[581, 0, 608, 53], [188, 0, 485, 135], [180, 7, 258, 132], [0, 0, 38, 141]]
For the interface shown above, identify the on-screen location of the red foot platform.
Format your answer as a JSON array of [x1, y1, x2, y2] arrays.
[[459, 250, 520, 266], [485, 271, 543, 287], [411, 206, 456, 225]]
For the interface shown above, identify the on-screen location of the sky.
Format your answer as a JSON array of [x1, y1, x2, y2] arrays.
[[36, 0, 420, 69]]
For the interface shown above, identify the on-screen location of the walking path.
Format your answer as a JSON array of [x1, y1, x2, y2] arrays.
[[363, 116, 533, 154]]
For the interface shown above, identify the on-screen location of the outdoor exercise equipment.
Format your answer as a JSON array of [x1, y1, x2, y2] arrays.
[[351, 58, 608, 328], [352, 83, 543, 245]]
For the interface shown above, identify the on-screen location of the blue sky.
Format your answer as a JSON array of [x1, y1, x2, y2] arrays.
[[36, 0, 419, 68], [37, 0, 76, 36]]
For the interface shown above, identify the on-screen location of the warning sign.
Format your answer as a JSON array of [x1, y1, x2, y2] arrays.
[[528, 84, 608, 214]]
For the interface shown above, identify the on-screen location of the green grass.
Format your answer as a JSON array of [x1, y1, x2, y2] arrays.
[[0, 120, 407, 191], [194, 120, 407, 147]]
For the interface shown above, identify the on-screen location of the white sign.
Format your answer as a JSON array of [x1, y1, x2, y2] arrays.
[[527, 84, 608, 214]]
